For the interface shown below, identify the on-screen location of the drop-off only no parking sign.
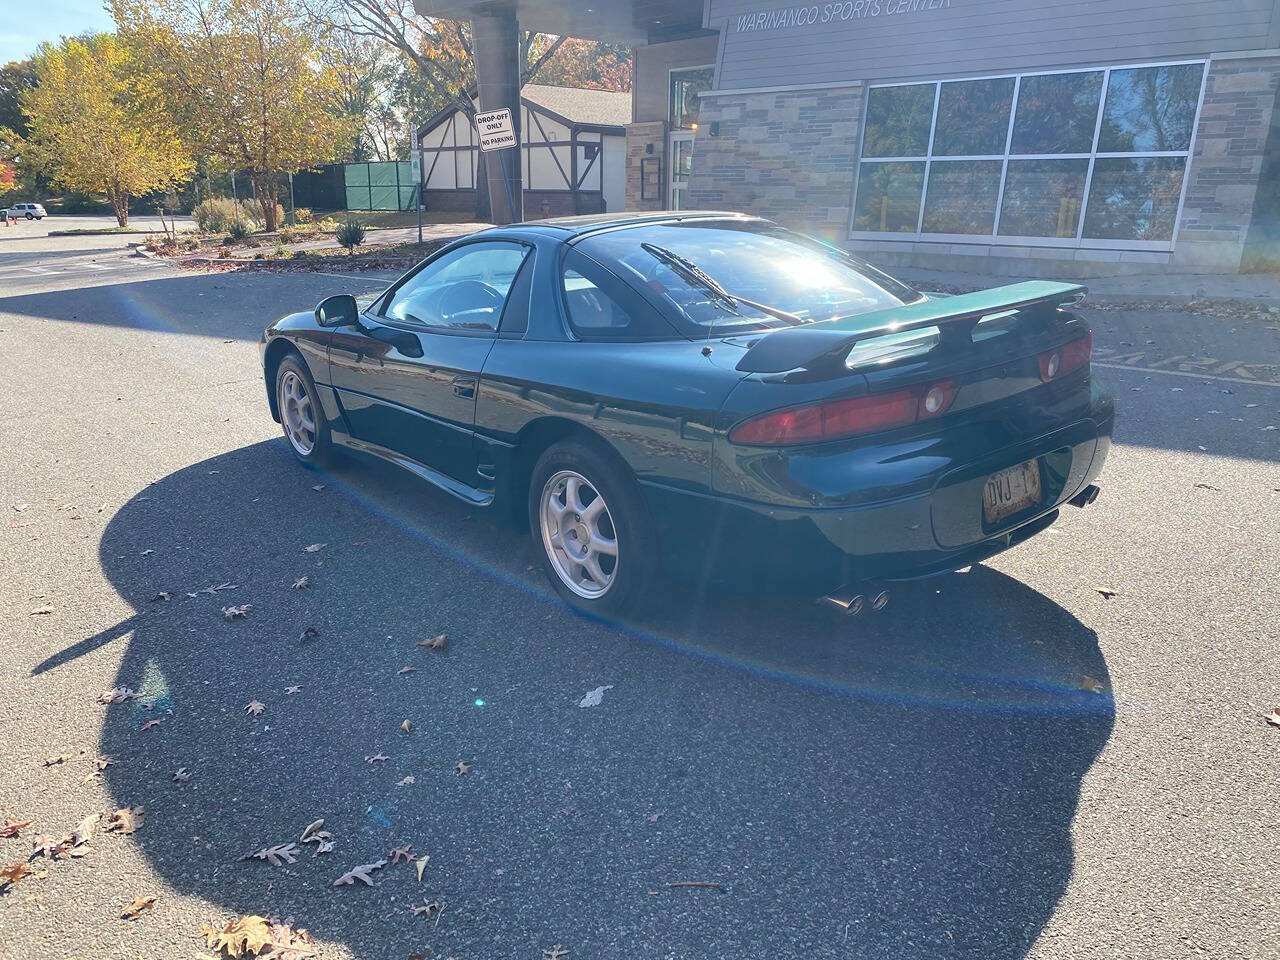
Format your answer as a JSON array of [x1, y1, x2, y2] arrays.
[[476, 108, 518, 152]]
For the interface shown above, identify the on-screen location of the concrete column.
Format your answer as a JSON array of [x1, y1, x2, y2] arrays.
[[471, 10, 523, 224]]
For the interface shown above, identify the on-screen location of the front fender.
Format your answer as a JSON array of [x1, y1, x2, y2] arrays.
[[261, 311, 333, 422]]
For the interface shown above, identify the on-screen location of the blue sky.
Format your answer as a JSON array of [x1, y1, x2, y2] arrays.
[[1, 0, 114, 63]]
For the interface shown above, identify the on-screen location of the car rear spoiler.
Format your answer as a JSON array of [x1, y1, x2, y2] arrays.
[[733, 281, 1087, 374]]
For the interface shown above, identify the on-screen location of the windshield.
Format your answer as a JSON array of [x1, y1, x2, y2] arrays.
[[575, 220, 920, 336]]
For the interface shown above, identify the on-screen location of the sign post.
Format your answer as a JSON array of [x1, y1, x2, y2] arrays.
[[476, 107, 520, 224], [410, 146, 422, 244]]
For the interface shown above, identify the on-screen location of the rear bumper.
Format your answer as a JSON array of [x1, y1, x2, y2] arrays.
[[645, 392, 1114, 590]]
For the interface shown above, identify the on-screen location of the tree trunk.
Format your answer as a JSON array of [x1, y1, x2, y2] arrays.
[[252, 171, 281, 231], [108, 188, 129, 228]]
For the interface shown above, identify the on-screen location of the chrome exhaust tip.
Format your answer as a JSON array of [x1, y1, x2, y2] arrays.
[[1069, 483, 1101, 508], [870, 589, 890, 612], [818, 588, 866, 616]]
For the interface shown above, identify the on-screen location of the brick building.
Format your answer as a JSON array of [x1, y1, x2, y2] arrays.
[[415, 0, 1280, 275]]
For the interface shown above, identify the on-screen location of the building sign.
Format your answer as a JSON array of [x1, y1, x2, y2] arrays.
[[734, 0, 952, 32], [475, 108, 518, 152]]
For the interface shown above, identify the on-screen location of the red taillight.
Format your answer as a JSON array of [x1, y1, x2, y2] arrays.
[[1039, 332, 1092, 382], [729, 379, 956, 447]]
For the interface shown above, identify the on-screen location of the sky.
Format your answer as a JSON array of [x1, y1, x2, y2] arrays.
[[1, 0, 115, 63]]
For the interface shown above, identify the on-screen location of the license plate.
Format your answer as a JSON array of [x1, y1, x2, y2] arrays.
[[983, 458, 1042, 524]]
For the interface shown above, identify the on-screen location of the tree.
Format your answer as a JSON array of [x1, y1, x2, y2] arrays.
[[320, 32, 404, 161], [21, 35, 192, 226], [112, 0, 351, 231], [0, 59, 38, 137], [533, 38, 631, 93]]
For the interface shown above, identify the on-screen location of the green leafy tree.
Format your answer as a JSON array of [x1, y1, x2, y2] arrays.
[[21, 35, 192, 226], [112, 0, 351, 232]]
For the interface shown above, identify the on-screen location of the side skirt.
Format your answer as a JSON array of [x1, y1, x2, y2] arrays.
[[331, 432, 495, 508]]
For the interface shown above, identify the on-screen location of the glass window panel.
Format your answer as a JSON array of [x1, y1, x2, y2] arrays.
[[922, 160, 1002, 234], [669, 67, 713, 130], [853, 162, 925, 232], [862, 84, 935, 158], [1082, 156, 1187, 241], [1011, 72, 1104, 154], [932, 77, 1015, 156], [1098, 64, 1202, 153], [998, 159, 1089, 238]]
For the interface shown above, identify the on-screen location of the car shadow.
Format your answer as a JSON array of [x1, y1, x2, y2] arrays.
[[70, 439, 1112, 959]]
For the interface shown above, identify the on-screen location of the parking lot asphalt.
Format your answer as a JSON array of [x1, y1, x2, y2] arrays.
[[1, 237, 1278, 960]]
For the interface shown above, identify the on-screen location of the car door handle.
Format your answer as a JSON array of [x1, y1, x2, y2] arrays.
[[452, 376, 477, 399]]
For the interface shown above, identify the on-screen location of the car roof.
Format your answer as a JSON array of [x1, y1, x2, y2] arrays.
[[496, 210, 765, 241]]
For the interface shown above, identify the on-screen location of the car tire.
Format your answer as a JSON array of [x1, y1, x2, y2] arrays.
[[25, 213, 33, 220], [528, 440, 658, 616], [275, 354, 331, 467]]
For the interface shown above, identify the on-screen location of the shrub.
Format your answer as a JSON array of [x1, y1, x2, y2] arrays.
[[274, 242, 290, 259], [217, 245, 232, 258], [293, 207, 312, 224], [194, 197, 256, 233], [336, 219, 366, 254], [317, 216, 339, 232], [227, 219, 252, 242]]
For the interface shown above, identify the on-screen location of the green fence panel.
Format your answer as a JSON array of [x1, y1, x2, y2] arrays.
[[343, 161, 416, 210]]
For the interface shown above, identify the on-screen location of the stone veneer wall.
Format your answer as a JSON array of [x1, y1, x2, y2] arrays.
[[684, 86, 865, 242], [625, 121, 667, 211], [1174, 53, 1280, 272]]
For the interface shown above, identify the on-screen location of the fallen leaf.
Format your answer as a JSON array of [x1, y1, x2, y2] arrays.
[[97, 687, 141, 705], [105, 806, 144, 834], [312, 839, 335, 857], [1264, 708, 1280, 729], [1095, 588, 1118, 600], [364, 754, 389, 765], [91, 755, 116, 771], [414, 855, 430, 882], [141, 548, 154, 556], [31, 834, 57, 860], [417, 633, 447, 651], [303, 543, 326, 553], [0, 819, 32, 838], [542, 945, 569, 960], [172, 768, 192, 784], [1082, 675, 1107, 694], [284, 685, 301, 695], [400, 720, 412, 735], [245, 700, 265, 716], [299, 819, 326, 842], [397, 666, 416, 676], [11, 503, 27, 513], [43, 753, 71, 767], [388, 843, 414, 865], [152, 591, 172, 602], [578, 684, 614, 708], [222, 604, 252, 620], [299, 626, 319, 642], [647, 812, 663, 824], [0, 862, 32, 888], [70, 813, 100, 846], [1193, 482, 1220, 491], [140, 718, 163, 731], [245, 842, 301, 866], [409, 899, 441, 920], [201, 915, 273, 957], [455, 760, 471, 776], [29, 606, 54, 616], [311, 484, 325, 491], [292, 576, 310, 590], [122, 894, 156, 920], [332, 859, 386, 887], [396, 776, 415, 787]]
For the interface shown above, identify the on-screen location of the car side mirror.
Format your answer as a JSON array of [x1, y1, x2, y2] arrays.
[[316, 294, 359, 328]]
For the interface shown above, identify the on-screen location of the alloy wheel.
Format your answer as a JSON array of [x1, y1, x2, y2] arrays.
[[279, 369, 316, 456], [539, 470, 619, 599]]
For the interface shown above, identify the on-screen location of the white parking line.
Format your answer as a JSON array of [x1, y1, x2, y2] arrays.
[[309, 271, 396, 283], [22, 266, 58, 275], [1095, 362, 1280, 388]]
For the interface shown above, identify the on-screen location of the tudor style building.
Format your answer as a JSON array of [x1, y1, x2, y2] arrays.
[[414, 0, 1280, 275]]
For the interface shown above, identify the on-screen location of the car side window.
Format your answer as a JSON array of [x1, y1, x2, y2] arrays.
[[560, 249, 679, 342], [383, 241, 529, 333]]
